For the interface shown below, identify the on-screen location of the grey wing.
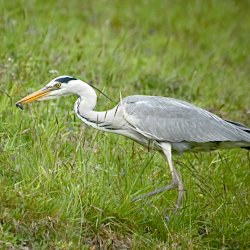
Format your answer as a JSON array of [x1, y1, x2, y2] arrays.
[[122, 95, 250, 143]]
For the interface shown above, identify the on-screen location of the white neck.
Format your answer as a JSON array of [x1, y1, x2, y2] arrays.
[[72, 80, 144, 143], [73, 82, 113, 129], [75, 83, 97, 111]]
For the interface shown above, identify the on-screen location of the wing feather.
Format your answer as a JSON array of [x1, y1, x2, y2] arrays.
[[122, 95, 250, 143]]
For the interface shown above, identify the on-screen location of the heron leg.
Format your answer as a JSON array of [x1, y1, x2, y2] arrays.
[[133, 143, 184, 211], [161, 143, 184, 211]]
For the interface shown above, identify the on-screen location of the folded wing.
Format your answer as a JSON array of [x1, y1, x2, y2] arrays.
[[122, 95, 250, 143]]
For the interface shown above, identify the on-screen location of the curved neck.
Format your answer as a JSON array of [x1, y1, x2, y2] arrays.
[[75, 83, 97, 111], [73, 82, 109, 127]]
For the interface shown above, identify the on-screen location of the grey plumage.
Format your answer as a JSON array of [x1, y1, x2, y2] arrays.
[[16, 76, 250, 211], [122, 95, 250, 152], [73, 93, 249, 209]]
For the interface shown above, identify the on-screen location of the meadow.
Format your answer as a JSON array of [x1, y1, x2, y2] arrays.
[[0, 0, 250, 249]]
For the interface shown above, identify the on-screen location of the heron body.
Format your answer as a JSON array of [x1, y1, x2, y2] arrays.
[[16, 76, 250, 210]]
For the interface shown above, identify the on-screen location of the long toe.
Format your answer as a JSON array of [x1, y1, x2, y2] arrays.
[[133, 181, 178, 201]]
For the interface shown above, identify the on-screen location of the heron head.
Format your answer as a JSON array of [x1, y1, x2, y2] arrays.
[[15, 76, 83, 108]]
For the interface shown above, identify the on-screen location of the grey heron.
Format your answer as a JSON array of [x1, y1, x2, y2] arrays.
[[16, 76, 250, 210]]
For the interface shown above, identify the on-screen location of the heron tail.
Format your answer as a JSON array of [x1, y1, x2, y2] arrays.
[[224, 120, 250, 150], [225, 120, 250, 133]]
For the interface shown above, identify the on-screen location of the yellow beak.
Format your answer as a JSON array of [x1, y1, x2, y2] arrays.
[[16, 88, 51, 109]]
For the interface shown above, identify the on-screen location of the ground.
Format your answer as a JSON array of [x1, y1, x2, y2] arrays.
[[0, 0, 249, 249]]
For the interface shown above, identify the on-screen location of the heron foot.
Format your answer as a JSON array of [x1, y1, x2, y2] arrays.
[[132, 180, 185, 213], [132, 181, 178, 201]]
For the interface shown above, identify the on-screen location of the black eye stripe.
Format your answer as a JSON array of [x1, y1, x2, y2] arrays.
[[55, 77, 77, 83]]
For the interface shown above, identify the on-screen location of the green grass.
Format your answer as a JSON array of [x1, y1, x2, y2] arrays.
[[1, 0, 250, 248]]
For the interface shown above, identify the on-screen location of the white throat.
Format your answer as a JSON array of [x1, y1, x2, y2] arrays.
[[73, 82, 108, 129]]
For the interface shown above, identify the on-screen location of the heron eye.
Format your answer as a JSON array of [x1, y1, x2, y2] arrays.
[[54, 82, 61, 88]]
